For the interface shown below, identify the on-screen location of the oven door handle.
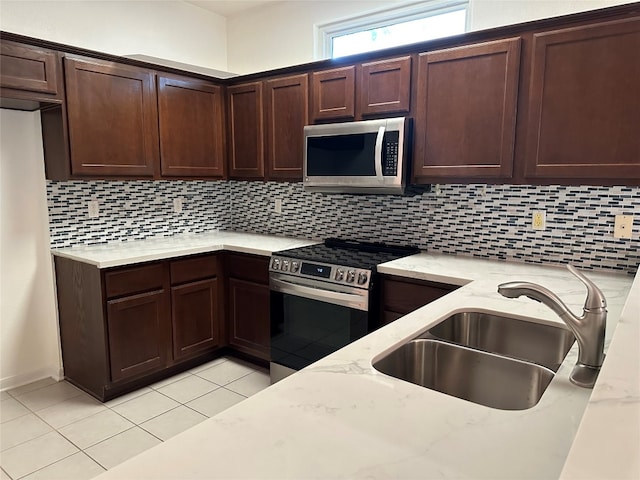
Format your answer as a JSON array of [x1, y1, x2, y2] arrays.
[[270, 277, 368, 311]]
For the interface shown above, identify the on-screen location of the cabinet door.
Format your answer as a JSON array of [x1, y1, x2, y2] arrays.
[[360, 56, 411, 116], [413, 38, 521, 180], [227, 82, 264, 178], [524, 18, 640, 181], [64, 57, 159, 177], [265, 74, 308, 180], [107, 290, 171, 382], [380, 275, 457, 327], [172, 278, 219, 361], [228, 278, 270, 360], [0, 41, 62, 106], [158, 75, 225, 178], [311, 66, 355, 121]]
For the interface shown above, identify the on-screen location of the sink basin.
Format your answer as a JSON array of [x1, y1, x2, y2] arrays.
[[424, 311, 575, 371], [372, 311, 576, 410], [373, 339, 555, 410]]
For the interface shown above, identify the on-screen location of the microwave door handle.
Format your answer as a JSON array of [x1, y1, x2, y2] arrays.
[[374, 126, 385, 183]]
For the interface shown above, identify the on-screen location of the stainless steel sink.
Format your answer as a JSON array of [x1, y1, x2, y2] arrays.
[[373, 339, 556, 410], [372, 311, 576, 410], [424, 311, 575, 371]]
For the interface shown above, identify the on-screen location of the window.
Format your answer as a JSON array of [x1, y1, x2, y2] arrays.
[[316, 1, 469, 59]]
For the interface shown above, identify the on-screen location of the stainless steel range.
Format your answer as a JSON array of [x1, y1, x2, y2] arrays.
[[269, 239, 419, 383]]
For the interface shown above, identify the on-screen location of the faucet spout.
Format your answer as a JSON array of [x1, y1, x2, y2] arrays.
[[497, 265, 607, 388]]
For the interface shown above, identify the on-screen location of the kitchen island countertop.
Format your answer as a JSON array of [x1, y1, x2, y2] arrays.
[[73, 237, 638, 479]]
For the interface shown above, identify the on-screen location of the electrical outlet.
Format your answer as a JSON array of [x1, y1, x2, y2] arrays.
[[614, 214, 633, 239], [532, 211, 546, 230], [434, 184, 442, 196], [173, 197, 183, 213], [274, 198, 282, 214], [87, 201, 99, 218]]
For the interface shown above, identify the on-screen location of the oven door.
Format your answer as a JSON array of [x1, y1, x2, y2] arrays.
[[270, 273, 370, 382]]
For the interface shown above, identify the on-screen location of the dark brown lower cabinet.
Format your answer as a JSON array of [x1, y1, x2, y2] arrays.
[[171, 278, 219, 361], [107, 290, 171, 382], [55, 253, 223, 401], [225, 253, 270, 361], [380, 275, 459, 326]]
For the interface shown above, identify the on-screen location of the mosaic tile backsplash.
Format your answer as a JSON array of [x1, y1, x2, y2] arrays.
[[47, 180, 232, 247], [47, 181, 640, 274]]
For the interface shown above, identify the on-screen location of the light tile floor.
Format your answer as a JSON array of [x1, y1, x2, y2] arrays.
[[0, 357, 269, 480]]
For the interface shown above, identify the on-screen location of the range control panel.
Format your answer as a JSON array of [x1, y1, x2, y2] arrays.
[[269, 255, 371, 289]]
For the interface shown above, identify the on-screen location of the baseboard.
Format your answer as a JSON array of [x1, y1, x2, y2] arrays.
[[0, 365, 64, 392]]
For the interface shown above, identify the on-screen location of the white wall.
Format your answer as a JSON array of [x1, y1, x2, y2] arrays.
[[227, 0, 635, 75], [227, 0, 405, 74], [0, 110, 61, 390], [0, 0, 228, 71], [468, 0, 635, 31]]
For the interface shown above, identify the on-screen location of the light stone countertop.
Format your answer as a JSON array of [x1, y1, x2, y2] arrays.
[[50, 231, 319, 268], [90, 243, 638, 480]]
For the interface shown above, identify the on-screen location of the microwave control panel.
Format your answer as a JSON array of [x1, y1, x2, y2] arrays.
[[382, 131, 400, 176]]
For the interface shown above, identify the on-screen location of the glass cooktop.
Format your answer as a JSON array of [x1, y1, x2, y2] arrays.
[[274, 238, 420, 270]]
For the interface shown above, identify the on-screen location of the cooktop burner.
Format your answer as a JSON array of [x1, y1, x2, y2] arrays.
[[273, 238, 420, 271]]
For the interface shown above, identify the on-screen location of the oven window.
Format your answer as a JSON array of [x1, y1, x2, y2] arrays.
[[271, 292, 368, 371], [306, 133, 377, 176]]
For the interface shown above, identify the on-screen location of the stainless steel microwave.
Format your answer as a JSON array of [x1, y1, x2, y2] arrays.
[[303, 117, 410, 195]]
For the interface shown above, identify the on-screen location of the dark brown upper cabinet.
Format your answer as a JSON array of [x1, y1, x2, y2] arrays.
[[0, 40, 63, 109], [64, 56, 159, 177], [413, 38, 521, 182], [157, 74, 226, 178], [265, 74, 309, 180], [359, 56, 412, 117], [524, 18, 640, 182], [227, 81, 265, 179], [311, 65, 355, 122]]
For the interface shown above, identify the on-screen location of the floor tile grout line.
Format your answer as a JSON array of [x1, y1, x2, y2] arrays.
[[136, 420, 171, 443], [181, 402, 214, 418], [150, 378, 223, 406], [4, 378, 58, 400], [149, 371, 198, 391], [54, 407, 138, 452], [7, 444, 79, 480], [12, 390, 86, 417], [81, 424, 140, 468], [221, 386, 249, 398], [0, 423, 53, 454]]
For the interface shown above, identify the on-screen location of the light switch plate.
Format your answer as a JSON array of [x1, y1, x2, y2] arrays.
[[613, 214, 633, 239], [87, 201, 99, 218]]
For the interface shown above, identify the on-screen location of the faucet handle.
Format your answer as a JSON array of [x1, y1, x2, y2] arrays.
[[567, 265, 607, 310]]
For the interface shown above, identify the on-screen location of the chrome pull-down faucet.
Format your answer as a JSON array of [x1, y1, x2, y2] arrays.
[[498, 265, 607, 388]]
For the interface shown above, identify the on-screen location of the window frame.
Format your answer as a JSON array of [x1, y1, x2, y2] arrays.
[[314, 0, 470, 60]]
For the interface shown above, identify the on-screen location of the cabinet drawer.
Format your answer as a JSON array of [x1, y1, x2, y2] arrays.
[[170, 255, 218, 285], [104, 264, 165, 299], [225, 253, 269, 284]]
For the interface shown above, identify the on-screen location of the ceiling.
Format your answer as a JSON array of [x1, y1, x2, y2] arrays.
[[184, 0, 281, 17]]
